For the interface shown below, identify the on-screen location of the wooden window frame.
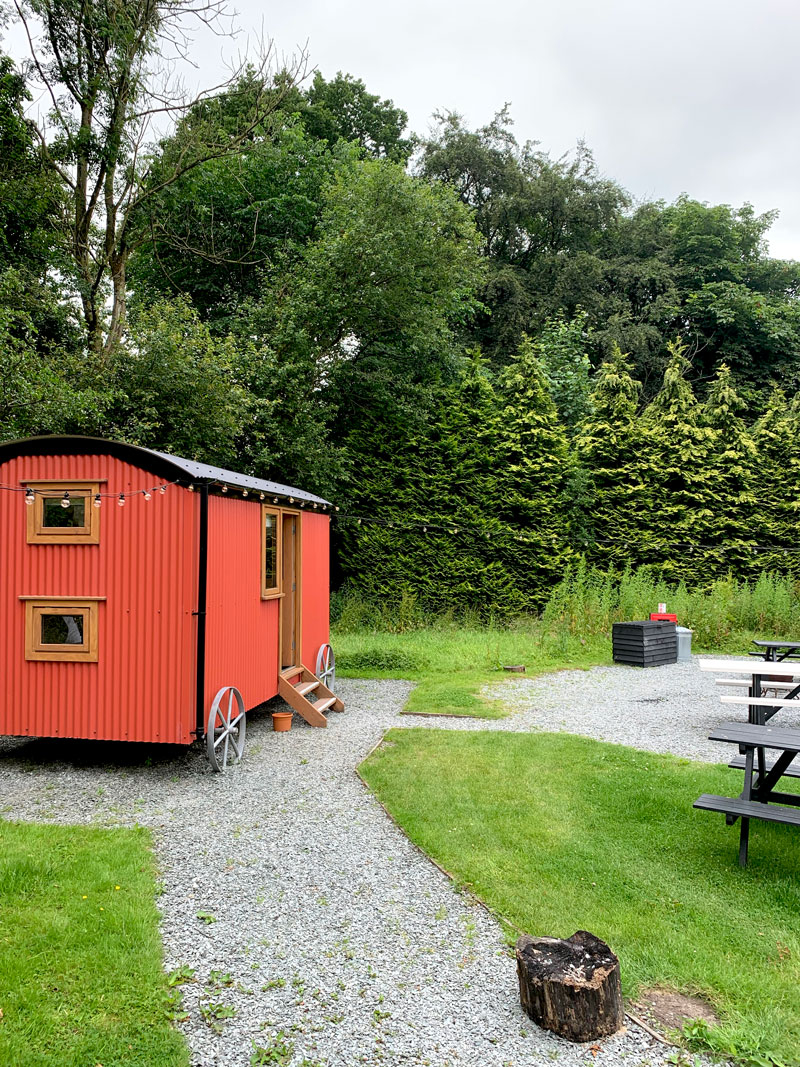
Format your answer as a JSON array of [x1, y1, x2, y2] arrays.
[[24, 481, 101, 545], [261, 505, 283, 599], [21, 596, 105, 662]]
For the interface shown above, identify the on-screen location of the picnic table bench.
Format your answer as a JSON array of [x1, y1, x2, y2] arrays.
[[694, 721, 800, 865]]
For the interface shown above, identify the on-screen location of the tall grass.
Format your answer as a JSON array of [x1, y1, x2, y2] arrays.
[[543, 561, 799, 648], [333, 566, 800, 651]]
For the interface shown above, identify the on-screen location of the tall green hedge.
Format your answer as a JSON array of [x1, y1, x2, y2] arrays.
[[336, 341, 800, 613]]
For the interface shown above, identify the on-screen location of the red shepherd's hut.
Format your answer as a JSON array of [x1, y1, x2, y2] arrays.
[[0, 436, 343, 770]]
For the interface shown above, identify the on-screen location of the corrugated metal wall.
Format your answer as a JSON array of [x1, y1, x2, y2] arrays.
[[301, 513, 331, 668], [204, 501, 331, 716], [0, 454, 199, 743], [204, 494, 280, 713]]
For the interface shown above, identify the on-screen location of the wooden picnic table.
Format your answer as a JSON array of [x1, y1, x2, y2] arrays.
[[696, 659, 800, 863], [749, 639, 800, 662], [694, 721, 800, 865], [698, 658, 800, 725]]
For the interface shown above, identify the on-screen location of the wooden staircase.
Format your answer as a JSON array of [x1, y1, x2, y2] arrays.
[[278, 665, 345, 727]]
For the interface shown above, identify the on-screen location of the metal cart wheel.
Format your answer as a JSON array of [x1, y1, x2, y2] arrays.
[[315, 643, 336, 688], [206, 685, 246, 772]]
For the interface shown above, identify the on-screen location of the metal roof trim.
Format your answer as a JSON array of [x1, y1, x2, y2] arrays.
[[0, 436, 331, 506]]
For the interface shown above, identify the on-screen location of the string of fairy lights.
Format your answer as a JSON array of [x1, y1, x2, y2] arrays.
[[0, 479, 183, 509], [2, 479, 800, 555]]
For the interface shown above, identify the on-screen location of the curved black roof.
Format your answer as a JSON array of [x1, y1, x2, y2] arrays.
[[0, 436, 330, 506]]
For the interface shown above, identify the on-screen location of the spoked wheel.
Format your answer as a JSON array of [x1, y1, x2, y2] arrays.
[[206, 686, 246, 772], [315, 643, 336, 688]]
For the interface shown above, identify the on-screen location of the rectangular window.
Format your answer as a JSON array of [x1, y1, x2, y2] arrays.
[[261, 507, 282, 598], [23, 598, 103, 662], [25, 481, 101, 545]]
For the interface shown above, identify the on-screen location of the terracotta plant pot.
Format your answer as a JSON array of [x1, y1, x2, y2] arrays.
[[272, 711, 293, 732]]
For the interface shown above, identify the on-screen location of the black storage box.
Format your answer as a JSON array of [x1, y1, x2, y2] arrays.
[[612, 620, 677, 667]]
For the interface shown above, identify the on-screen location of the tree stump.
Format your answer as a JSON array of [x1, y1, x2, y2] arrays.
[[516, 930, 624, 1042]]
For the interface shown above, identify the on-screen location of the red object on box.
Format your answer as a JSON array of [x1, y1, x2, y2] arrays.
[[650, 613, 677, 622]]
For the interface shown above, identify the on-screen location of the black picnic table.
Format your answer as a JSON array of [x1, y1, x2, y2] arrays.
[[695, 721, 800, 865], [749, 639, 800, 662]]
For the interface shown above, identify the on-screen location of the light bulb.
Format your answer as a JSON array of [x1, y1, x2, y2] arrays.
[[143, 490, 152, 501], [273, 497, 278, 504], [289, 497, 294, 504], [118, 493, 125, 507], [242, 489, 248, 497], [221, 486, 228, 494], [159, 486, 166, 495], [260, 493, 265, 501], [60, 491, 71, 509], [93, 494, 102, 508], [25, 489, 34, 506]]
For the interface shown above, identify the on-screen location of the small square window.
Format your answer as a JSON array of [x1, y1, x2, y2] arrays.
[[41, 495, 87, 529], [40, 612, 85, 645], [25, 482, 101, 544], [23, 598, 102, 662]]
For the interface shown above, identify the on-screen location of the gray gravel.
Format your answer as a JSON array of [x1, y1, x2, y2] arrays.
[[0, 675, 692, 1067], [480, 655, 800, 762]]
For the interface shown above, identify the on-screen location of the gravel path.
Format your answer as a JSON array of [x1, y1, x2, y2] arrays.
[[0, 676, 689, 1067], [480, 656, 800, 762]]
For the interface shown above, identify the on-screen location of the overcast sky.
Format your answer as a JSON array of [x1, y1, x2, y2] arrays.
[[6, 0, 800, 258]]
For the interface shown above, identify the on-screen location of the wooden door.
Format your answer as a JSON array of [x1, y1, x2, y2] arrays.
[[281, 513, 300, 667]]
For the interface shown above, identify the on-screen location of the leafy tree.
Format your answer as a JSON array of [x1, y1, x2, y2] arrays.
[[640, 342, 717, 581], [699, 363, 758, 577], [419, 108, 629, 361], [494, 338, 573, 599], [576, 346, 652, 569], [752, 390, 800, 577], [682, 282, 800, 393], [0, 271, 110, 440], [0, 53, 62, 276], [420, 107, 800, 397], [528, 313, 592, 434], [105, 298, 247, 464], [299, 72, 413, 162], [336, 357, 508, 612], [284, 158, 486, 393], [229, 303, 339, 493], [10, 0, 306, 356], [338, 350, 570, 614], [130, 121, 351, 325]]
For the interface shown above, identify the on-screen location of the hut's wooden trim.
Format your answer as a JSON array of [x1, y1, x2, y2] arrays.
[[26, 481, 101, 545], [24, 598, 101, 662]]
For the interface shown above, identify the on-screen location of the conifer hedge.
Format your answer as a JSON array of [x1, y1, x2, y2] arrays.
[[336, 341, 800, 613]]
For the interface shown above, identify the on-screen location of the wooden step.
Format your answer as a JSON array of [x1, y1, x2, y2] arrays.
[[277, 663, 345, 728], [279, 674, 328, 727]]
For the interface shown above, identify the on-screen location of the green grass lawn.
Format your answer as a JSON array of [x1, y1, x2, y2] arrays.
[[0, 820, 188, 1067], [361, 729, 800, 1066], [334, 625, 612, 717]]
